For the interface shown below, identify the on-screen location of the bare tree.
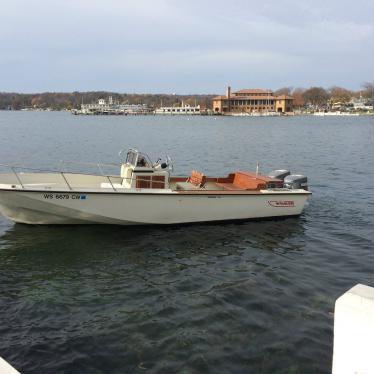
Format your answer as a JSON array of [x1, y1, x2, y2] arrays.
[[274, 87, 293, 96], [302, 87, 329, 107], [291, 88, 306, 108], [362, 82, 374, 103], [329, 87, 352, 104]]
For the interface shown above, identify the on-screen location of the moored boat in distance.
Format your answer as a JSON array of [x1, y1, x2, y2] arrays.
[[313, 111, 360, 116], [0, 149, 311, 225]]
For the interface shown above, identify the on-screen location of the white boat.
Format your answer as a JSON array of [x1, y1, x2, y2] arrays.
[[0, 149, 311, 225], [313, 111, 360, 116]]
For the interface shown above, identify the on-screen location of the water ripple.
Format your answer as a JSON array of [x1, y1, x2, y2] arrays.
[[0, 113, 373, 373]]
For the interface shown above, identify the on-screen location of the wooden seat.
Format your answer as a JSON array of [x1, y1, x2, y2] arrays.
[[232, 172, 267, 190], [175, 170, 206, 190], [188, 170, 206, 187], [214, 172, 271, 191]]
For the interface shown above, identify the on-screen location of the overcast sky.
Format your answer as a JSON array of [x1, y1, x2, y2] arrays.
[[1, 0, 373, 93]]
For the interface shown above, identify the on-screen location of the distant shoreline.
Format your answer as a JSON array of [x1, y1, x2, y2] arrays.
[[1, 109, 373, 117], [1, 88, 373, 115]]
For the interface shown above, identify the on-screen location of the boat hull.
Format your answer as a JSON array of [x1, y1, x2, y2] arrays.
[[0, 189, 310, 225]]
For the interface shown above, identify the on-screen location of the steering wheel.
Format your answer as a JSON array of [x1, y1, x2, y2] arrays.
[[153, 158, 162, 167]]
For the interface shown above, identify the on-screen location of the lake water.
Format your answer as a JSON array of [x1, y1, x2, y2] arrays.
[[0, 111, 373, 373]]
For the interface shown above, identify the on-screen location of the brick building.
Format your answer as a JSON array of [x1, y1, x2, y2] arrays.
[[212, 87, 293, 114]]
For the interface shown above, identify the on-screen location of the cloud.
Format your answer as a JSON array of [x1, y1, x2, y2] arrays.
[[0, 0, 373, 92]]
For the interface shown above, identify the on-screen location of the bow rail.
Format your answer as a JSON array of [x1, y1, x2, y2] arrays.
[[0, 163, 169, 192]]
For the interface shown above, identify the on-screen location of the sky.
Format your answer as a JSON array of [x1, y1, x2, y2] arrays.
[[1, 0, 374, 93]]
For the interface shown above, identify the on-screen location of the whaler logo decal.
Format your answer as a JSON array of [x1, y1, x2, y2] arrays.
[[268, 200, 295, 207]]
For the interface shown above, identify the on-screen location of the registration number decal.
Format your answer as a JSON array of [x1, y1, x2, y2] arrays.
[[43, 193, 87, 200]]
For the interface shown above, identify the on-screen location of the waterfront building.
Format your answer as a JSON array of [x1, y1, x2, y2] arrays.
[[79, 96, 119, 114], [212, 87, 294, 114], [155, 103, 200, 115], [120, 103, 151, 114], [350, 96, 373, 111], [73, 97, 151, 115]]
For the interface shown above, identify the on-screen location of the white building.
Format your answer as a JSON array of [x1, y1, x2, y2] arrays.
[[350, 96, 373, 111], [75, 97, 151, 115], [155, 103, 200, 115]]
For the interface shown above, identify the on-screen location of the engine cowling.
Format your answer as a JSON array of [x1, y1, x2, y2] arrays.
[[284, 175, 308, 190], [268, 169, 291, 180]]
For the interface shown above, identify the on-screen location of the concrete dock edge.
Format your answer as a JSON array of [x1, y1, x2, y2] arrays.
[[0, 357, 20, 374], [332, 283, 374, 374]]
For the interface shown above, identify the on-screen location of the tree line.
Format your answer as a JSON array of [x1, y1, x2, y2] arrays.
[[0, 92, 215, 111], [0, 82, 373, 110], [274, 82, 374, 108]]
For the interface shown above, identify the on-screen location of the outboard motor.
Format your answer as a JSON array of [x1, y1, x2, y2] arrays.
[[268, 170, 291, 180], [284, 175, 308, 190]]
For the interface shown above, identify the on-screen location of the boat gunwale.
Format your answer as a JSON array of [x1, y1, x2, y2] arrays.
[[0, 187, 311, 196]]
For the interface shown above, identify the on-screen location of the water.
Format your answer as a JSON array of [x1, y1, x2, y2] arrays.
[[0, 112, 373, 373]]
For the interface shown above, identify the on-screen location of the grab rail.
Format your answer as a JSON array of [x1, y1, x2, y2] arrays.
[[60, 172, 72, 191], [106, 175, 117, 191], [59, 160, 120, 176], [0, 163, 119, 177], [0, 163, 121, 192], [10, 167, 25, 189]]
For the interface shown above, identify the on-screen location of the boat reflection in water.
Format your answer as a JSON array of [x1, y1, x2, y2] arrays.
[[0, 214, 307, 265]]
